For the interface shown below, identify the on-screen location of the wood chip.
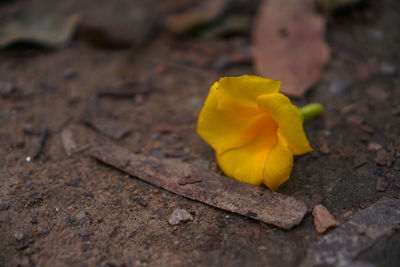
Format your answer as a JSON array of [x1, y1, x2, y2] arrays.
[[83, 116, 131, 140], [60, 128, 77, 156], [301, 198, 400, 266], [88, 137, 308, 229], [312, 204, 340, 234]]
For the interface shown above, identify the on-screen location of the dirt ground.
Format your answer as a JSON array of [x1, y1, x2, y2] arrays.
[[0, 0, 399, 266]]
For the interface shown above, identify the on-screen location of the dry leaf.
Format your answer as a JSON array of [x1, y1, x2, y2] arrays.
[[252, 0, 330, 97], [0, 13, 80, 48]]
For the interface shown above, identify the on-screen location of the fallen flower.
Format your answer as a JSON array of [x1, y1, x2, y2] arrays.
[[197, 75, 320, 190]]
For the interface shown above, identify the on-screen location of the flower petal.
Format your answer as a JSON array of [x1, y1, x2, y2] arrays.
[[216, 117, 278, 186], [263, 136, 293, 190], [197, 82, 266, 154], [218, 75, 282, 116], [256, 93, 312, 155]]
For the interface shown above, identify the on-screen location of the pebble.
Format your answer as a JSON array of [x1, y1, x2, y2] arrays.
[[13, 231, 24, 240], [62, 68, 78, 79], [65, 177, 82, 187], [374, 149, 392, 166], [312, 204, 340, 234], [375, 176, 388, 192], [77, 229, 93, 237], [75, 211, 88, 220], [367, 143, 382, 151], [19, 257, 32, 267], [329, 78, 351, 95], [135, 197, 149, 207], [379, 62, 397, 75], [0, 202, 10, 211], [168, 208, 193, 225], [30, 216, 38, 224]]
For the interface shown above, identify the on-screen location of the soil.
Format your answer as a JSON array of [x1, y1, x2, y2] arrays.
[[0, 0, 399, 266]]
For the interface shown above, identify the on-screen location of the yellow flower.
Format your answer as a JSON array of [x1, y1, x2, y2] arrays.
[[196, 75, 312, 190]]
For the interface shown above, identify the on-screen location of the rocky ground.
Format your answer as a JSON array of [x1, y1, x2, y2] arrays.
[[0, 0, 399, 266]]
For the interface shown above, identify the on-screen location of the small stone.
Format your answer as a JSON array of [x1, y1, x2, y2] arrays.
[[135, 197, 149, 207], [312, 204, 340, 234], [63, 68, 78, 79], [150, 149, 164, 159], [13, 232, 24, 240], [374, 149, 392, 166], [75, 211, 88, 220], [0, 81, 17, 95], [376, 176, 388, 192], [329, 78, 351, 95], [15, 242, 29, 251], [0, 202, 10, 211], [367, 143, 382, 151], [168, 208, 193, 225], [379, 62, 397, 75], [61, 216, 73, 224], [30, 216, 38, 224], [19, 257, 32, 267], [318, 138, 330, 154], [213, 56, 231, 71], [65, 177, 81, 187], [77, 229, 93, 237]]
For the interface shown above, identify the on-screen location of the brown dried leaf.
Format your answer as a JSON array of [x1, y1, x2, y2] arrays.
[[253, 0, 330, 97], [88, 137, 308, 229]]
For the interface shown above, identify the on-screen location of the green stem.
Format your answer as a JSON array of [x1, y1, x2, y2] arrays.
[[298, 103, 324, 122]]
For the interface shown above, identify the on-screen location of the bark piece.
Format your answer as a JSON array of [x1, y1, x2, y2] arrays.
[[60, 128, 77, 156], [312, 204, 340, 234], [168, 209, 194, 225], [88, 137, 308, 229], [302, 198, 400, 266], [252, 0, 330, 97]]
